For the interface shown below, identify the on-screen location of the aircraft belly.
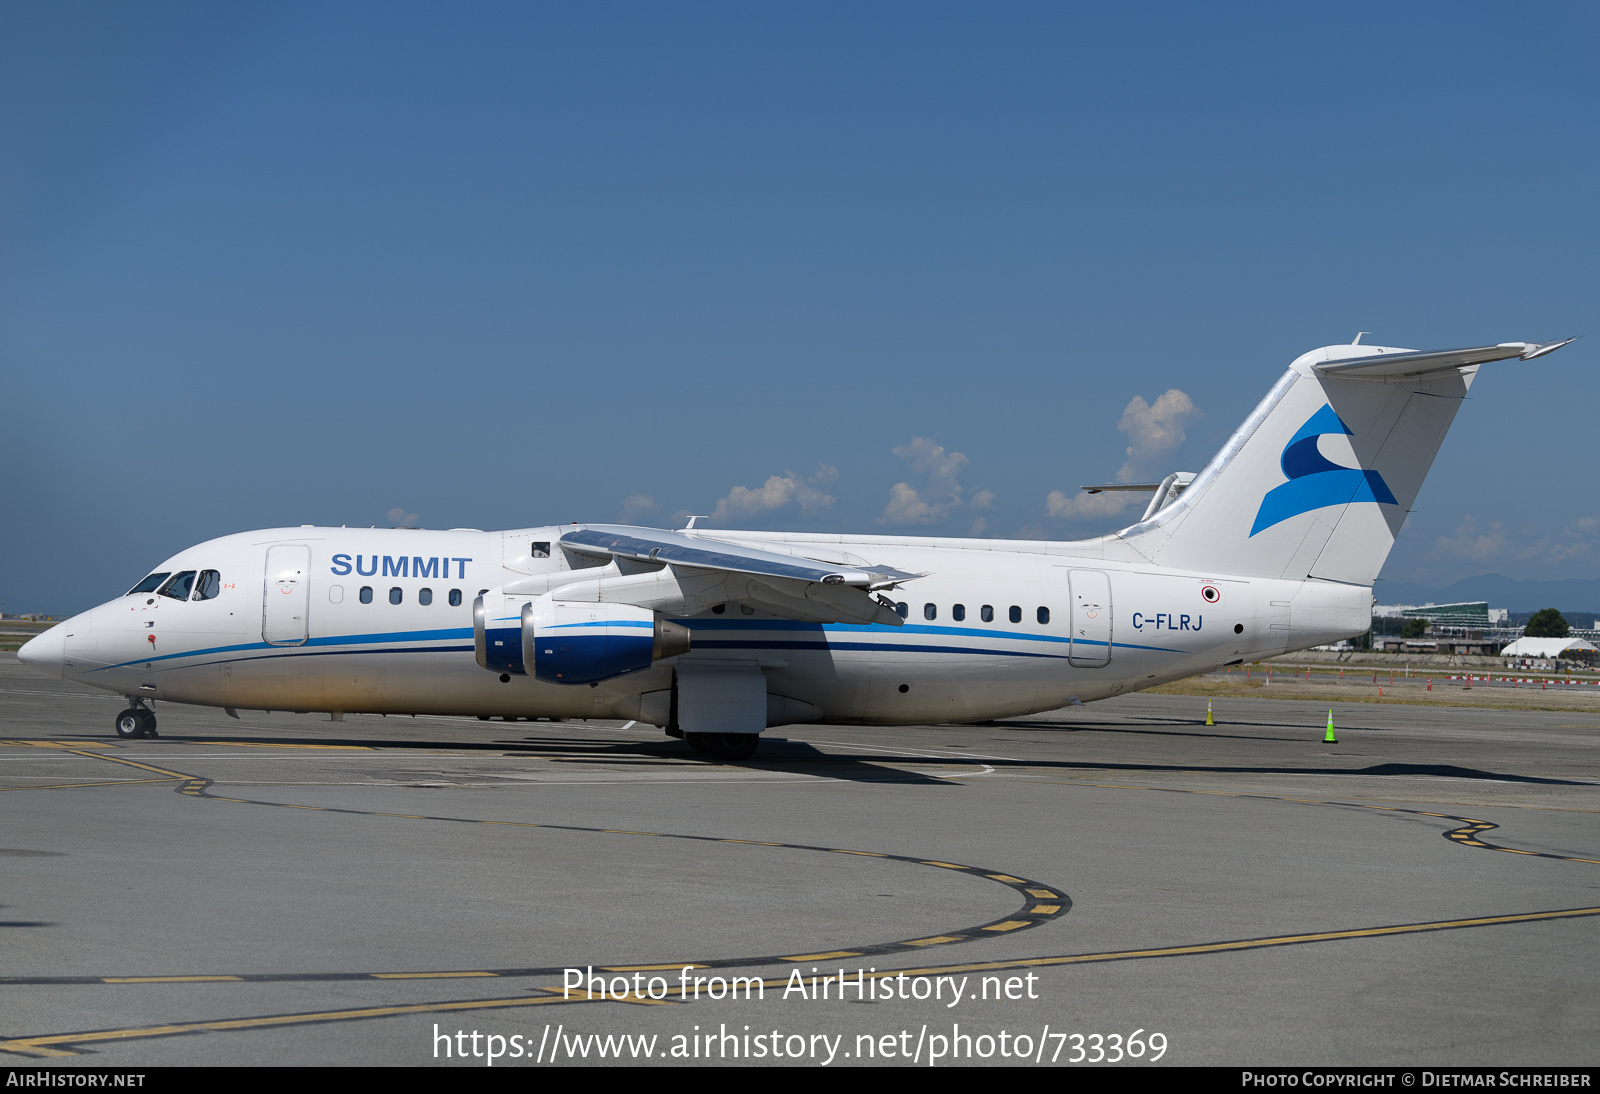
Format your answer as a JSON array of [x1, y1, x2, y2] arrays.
[[755, 649, 870, 723], [214, 647, 677, 717], [863, 653, 1042, 724], [670, 625, 1056, 725]]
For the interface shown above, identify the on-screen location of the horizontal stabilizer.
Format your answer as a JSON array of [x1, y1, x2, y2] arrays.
[[1081, 482, 1165, 494], [1313, 339, 1574, 382], [1118, 336, 1575, 585]]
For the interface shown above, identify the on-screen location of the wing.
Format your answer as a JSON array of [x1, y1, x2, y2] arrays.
[[558, 525, 916, 626]]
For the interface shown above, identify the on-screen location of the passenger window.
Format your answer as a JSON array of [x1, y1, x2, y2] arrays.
[[192, 570, 221, 601], [419, 588, 433, 606], [1037, 606, 1050, 624], [389, 587, 403, 605], [127, 572, 171, 595], [360, 586, 373, 604], [924, 603, 937, 620], [952, 604, 965, 621], [449, 589, 462, 607], [158, 571, 197, 601], [896, 601, 909, 619], [531, 541, 551, 558], [478, 588, 489, 596], [1009, 605, 1022, 624], [981, 605, 994, 623], [328, 585, 344, 604]]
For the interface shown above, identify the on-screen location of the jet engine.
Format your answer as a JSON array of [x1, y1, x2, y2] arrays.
[[474, 592, 530, 675], [519, 599, 690, 685]]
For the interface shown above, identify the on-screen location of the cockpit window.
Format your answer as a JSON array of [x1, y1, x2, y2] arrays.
[[127, 573, 171, 595], [192, 570, 221, 601], [159, 571, 197, 601]]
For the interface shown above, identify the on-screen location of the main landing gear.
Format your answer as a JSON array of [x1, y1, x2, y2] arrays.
[[684, 733, 759, 761], [114, 702, 157, 740]]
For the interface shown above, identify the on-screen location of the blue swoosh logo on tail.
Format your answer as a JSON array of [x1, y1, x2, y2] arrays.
[[1250, 404, 1396, 536]]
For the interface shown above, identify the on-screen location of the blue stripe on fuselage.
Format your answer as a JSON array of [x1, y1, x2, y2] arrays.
[[90, 617, 1180, 674], [92, 627, 476, 672]]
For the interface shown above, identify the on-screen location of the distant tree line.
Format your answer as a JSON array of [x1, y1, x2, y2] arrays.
[[1524, 608, 1571, 638]]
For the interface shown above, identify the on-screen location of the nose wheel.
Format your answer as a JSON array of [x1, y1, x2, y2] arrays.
[[114, 707, 158, 739]]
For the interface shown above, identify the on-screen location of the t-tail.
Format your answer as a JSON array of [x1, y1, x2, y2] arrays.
[[1118, 338, 1574, 584]]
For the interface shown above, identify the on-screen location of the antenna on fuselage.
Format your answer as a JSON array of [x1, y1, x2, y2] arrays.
[[1352, 332, 1370, 344], [682, 515, 707, 530]]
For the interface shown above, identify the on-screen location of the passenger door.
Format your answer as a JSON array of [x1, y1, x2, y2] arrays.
[[1067, 569, 1112, 668], [262, 545, 311, 646]]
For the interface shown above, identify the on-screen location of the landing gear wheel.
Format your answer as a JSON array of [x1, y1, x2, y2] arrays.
[[688, 733, 758, 760], [139, 710, 158, 738], [115, 709, 146, 739], [716, 734, 758, 760]]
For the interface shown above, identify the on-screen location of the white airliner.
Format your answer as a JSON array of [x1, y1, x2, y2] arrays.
[[19, 338, 1573, 759]]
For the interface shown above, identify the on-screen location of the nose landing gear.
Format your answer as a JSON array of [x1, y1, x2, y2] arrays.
[[114, 702, 157, 740]]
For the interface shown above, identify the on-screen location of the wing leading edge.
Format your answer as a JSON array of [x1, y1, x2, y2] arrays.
[[559, 525, 916, 626]]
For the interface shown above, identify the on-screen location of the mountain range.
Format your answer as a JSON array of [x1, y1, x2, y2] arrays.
[[1374, 573, 1600, 618]]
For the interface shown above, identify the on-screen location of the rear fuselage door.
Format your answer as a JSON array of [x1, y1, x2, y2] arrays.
[[263, 545, 311, 646], [1068, 569, 1112, 667]]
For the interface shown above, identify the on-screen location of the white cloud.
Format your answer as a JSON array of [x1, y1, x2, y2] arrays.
[[1550, 514, 1600, 564], [1043, 387, 1199, 524], [387, 506, 419, 527], [880, 438, 992, 526], [1426, 514, 1514, 564], [1420, 512, 1600, 578], [710, 464, 838, 522], [1043, 489, 1139, 522], [1115, 388, 1200, 482], [618, 494, 661, 523], [883, 481, 946, 524], [895, 436, 968, 488]]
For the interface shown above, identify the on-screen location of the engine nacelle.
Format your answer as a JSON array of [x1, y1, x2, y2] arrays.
[[521, 599, 691, 685], [474, 592, 530, 675]]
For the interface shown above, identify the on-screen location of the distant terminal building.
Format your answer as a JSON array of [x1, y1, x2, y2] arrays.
[[1371, 602, 1513, 656], [1372, 602, 1508, 627]]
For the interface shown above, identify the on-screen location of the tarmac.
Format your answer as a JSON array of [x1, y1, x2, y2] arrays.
[[1, 652, 1596, 1067]]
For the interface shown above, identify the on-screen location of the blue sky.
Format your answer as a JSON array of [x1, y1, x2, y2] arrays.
[[3, 2, 1596, 613]]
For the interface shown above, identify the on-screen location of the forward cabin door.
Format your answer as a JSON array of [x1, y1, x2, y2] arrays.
[[1067, 569, 1112, 667], [263, 545, 311, 646]]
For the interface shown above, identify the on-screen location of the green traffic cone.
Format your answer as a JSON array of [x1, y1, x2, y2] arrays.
[[1324, 709, 1337, 744], [1205, 699, 1214, 726]]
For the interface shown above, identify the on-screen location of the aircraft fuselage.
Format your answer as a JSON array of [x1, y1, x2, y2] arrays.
[[22, 525, 1369, 727]]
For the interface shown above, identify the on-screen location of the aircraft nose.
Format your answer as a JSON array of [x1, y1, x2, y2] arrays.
[[16, 624, 66, 679]]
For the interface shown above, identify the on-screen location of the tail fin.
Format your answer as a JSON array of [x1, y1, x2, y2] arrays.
[[1120, 339, 1572, 584]]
